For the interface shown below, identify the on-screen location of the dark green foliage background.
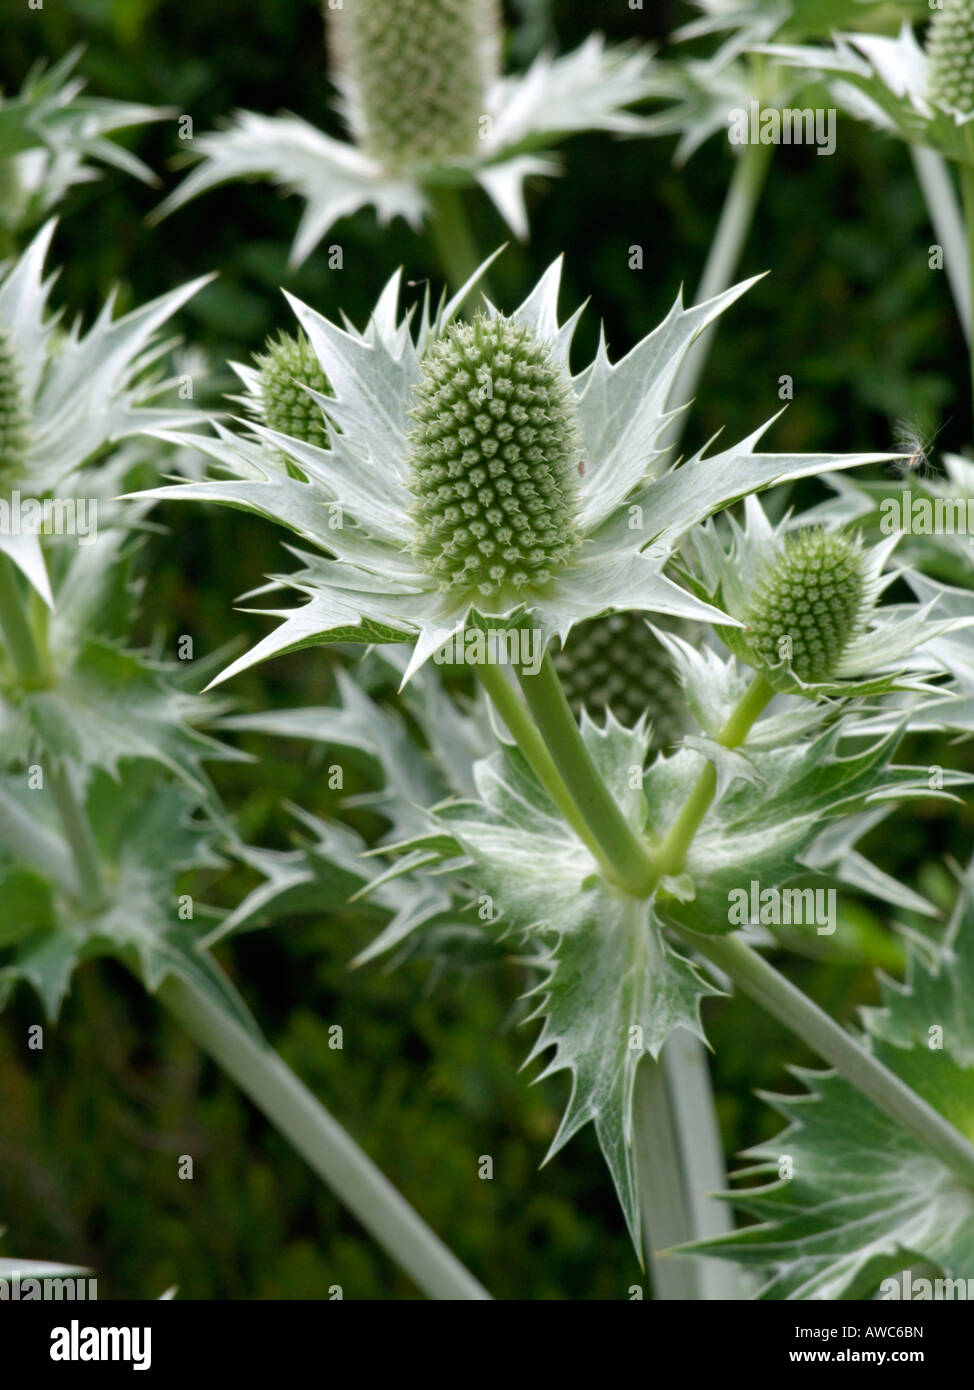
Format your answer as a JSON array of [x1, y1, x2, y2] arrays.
[[0, 0, 971, 1298]]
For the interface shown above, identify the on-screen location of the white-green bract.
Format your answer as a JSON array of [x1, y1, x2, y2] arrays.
[[153, 30, 660, 265], [0, 221, 210, 604], [0, 49, 169, 235], [761, 20, 974, 161], [134, 258, 896, 688]]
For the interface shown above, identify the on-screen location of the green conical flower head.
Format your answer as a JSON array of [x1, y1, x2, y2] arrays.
[[328, 0, 498, 167], [554, 612, 686, 744], [744, 530, 866, 684], [926, 0, 974, 114], [407, 314, 582, 598], [0, 326, 30, 480], [254, 331, 330, 449]]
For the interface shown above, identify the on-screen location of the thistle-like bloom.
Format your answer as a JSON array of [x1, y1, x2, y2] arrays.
[[250, 331, 331, 449], [154, 4, 660, 264], [0, 49, 169, 235], [134, 258, 893, 686], [0, 222, 210, 602], [685, 495, 963, 696]]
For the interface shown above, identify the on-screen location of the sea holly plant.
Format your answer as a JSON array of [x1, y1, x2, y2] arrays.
[[152, 0, 659, 286], [0, 234, 489, 1301], [0, 48, 169, 249], [117, 251, 974, 1295]]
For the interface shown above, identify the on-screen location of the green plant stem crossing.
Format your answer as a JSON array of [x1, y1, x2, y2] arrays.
[[475, 649, 974, 1191]]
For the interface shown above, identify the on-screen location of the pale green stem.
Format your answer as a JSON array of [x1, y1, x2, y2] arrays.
[[668, 926, 974, 1190], [655, 672, 774, 880], [516, 651, 658, 897], [426, 184, 495, 306], [659, 1033, 749, 1299], [961, 159, 974, 414], [662, 138, 773, 452], [910, 145, 971, 343], [44, 759, 108, 910], [633, 1054, 702, 1299], [157, 973, 490, 1300], [473, 660, 613, 872]]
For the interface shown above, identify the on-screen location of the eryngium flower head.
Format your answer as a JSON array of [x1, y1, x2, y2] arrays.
[[134, 260, 897, 689], [328, 0, 498, 168], [407, 314, 581, 598], [684, 495, 960, 698], [744, 530, 867, 684], [0, 327, 30, 480], [554, 612, 687, 744], [254, 330, 330, 449], [926, 0, 974, 115]]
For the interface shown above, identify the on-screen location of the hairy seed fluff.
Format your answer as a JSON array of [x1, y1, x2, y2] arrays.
[[254, 331, 330, 449], [555, 612, 686, 744], [407, 314, 582, 598], [0, 327, 30, 479], [926, 0, 974, 114], [744, 530, 866, 684], [328, 0, 499, 166]]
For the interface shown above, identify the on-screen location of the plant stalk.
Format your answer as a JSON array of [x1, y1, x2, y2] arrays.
[[633, 1055, 704, 1298], [157, 973, 491, 1300], [663, 138, 773, 451], [516, 651, 658, 896], [473, 659, 613, 872], [910, 146, 971, 344], [668, 925, 974, 1190], [960, 158, 974, 414], [426, 183, 495, 306]]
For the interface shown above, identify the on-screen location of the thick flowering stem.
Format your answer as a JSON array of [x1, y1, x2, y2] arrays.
[[517, 651, 658, 897], [663, 135, 773, 450], [669, 927, 974, 1191], [157, 972, 491, 1301], [473, 660, 612, 871], [427, 184, 495, 306], [910, 147, 971, 344], [655, 672, 774, 880], [961, 159, 974, 413]]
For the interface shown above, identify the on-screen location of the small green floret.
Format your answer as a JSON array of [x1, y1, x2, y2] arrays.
[[254, 331, 330, 449], [744, 530, 867, 684]]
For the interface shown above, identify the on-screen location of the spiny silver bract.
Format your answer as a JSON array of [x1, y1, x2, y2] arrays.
[[744, 530, 867, 684], [0, 327, 29, 480], [554, 612, 686, 745], [407, 313, 582, 599], [254, 330, 330, 450], [328, 0, 498, 167], [926, 0, 974, 114]]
